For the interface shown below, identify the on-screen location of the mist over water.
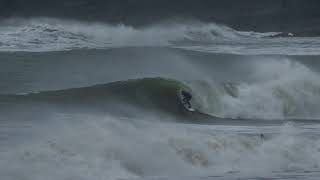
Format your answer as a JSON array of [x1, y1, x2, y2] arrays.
[[1, 14, 320, 180]]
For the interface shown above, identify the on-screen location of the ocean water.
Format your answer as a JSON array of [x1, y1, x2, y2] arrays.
[[1, 17, 320, 180]]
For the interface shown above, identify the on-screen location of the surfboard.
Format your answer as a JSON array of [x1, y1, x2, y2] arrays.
[[183, 103, 195, 112]]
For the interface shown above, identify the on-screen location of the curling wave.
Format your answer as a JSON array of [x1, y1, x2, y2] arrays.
[[1, 78, 200, 120], [3, 67, 320, 121]]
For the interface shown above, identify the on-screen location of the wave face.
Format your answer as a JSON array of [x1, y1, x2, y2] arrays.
[[3, 58, 320, 120], [1, 18, 320, 55], [2, 78, 193, 119]]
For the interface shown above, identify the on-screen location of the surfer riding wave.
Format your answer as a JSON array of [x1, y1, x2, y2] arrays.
[[181, 90, 193, 110]]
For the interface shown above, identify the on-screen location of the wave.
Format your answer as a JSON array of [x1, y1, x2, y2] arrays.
[[0, 18, 255, 52], [190, 59, 320, 119], [4, 111, 320, 180], [3, 62, 320, 120], [1, 78, 204, 120], [1, 18, 320, 55]]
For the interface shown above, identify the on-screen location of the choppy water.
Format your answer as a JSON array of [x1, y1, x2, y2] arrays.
[[1, 18, 320, 180]]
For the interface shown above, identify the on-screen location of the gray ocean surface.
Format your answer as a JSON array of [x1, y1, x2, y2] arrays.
[[1, 18, 320, 180]]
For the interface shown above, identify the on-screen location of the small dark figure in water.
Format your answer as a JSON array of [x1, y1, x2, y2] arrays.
[[181, 90, 192, 108], [260, 133, 265, 141]]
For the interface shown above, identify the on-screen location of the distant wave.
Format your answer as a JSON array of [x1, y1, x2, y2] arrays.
[[1, 18, 320, 55], [0, 18, 264, 51]]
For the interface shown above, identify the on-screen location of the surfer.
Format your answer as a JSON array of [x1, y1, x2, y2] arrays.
[[181, 90, 192, 109], [260, 133, 265, 141]]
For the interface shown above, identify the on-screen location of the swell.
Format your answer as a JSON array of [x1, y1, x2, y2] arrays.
[[0, 78, 211, 122]]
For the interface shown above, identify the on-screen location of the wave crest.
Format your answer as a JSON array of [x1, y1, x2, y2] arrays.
[[0, 18, 281, 52]]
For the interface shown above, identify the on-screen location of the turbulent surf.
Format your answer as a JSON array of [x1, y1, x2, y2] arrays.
[[1, 2, 320, 180]]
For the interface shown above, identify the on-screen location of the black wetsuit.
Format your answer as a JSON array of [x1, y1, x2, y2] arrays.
[[181, 90, 192, 108]]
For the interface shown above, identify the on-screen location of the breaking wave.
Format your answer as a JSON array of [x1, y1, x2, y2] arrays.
[[4, 113, 320, 180], [0, 18, 238, 51], [3, 59, 320, 120], [189, 59, 320, 119], [4, 18, 317, 54], [1, 18, 320, 55]]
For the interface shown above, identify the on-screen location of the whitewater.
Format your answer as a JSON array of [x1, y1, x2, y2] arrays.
[[1, 18, 320, 180], [1, 18, 320, 55]]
